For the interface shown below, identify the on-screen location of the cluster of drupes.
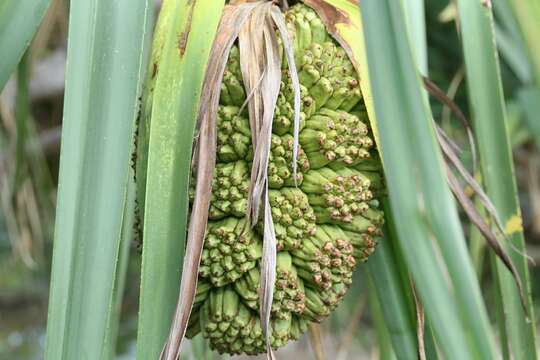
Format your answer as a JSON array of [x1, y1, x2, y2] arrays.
[[187, 4, 384, 355]]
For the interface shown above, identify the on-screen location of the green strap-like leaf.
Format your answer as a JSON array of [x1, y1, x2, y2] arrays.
[[402, 0, 427, 75], [367, 276, 398, 360], [15, 51, 30, 189], [135, 1, 224, 358], [367, 231, 417, 359], [457, 1, 538, 358], [507, 0, 540, 85], [44, 0, 152, 358], [357, 1, 496, 358], [103, 176, 137, 359], [519, 86, 540, 147], [0, 0, 51, 90]]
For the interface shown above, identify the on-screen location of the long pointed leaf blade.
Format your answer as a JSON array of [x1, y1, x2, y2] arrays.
[[457, 1, 538, 358], [103, 176, 138, 359], [506, 0, 540, 85], [44, 0, 152, 358], [519, 87, 540, 147], [0, 0, 51, 90], [402, 0, 427, 75], [136, 1, 224, 358], [367, 281, 398, 360], [367, 234, 417, 359], [358, 1, 495, 358]]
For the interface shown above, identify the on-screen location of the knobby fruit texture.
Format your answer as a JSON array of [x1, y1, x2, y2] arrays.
[[187, 3, 385, 355]]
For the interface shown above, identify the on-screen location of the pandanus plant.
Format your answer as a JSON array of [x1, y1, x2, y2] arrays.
[[12, 0, 530, 359]]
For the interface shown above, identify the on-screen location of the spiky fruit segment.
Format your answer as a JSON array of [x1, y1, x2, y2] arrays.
[[285, 3, 331, 63], [281, 16, 362, 111], [329, 151, 382, 172], [338, 206, 384, 231], [273, 74, 312, 135], [291, 226, 356, 313], [300, 108, 374, 169], [302, 43, 362, 113], [287, 225, 359, 322], [215, 105, 252, 162], [208, 160, 250, 219], [342, 229, 379, 262], [267, 134, 310, 188], [199, 218, 262, 287], [302, 167, 374, 223], [220, 46, 246, 107], [193, 287, 309, 355], [226, 46, 242, 80], [303, 168, 384, 237], [234, 252, 306, 319], [194, 279, 213, 306], [260, 188, 317, 251], [280, 7, 364, 141], [280, 41, 363, 118], [280, 7, 371, 169]]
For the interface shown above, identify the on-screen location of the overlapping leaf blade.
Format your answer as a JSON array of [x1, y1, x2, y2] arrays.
[[44, 0, 151, 358], [0, 0, 51, 90], [367, 2, 429, 357], [357, 1, 495, 358], [402, 0, 427, 75], [506, 0, 540, 85], [457, 1, 538, 358], [135, 1, 224, 358], [366, 230, 417, 359]]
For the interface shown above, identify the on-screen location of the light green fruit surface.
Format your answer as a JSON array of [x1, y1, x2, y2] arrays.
[[187, 3, 385, 355]]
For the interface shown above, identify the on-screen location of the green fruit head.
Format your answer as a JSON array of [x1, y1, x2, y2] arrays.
[[186, 3, 384, 355]]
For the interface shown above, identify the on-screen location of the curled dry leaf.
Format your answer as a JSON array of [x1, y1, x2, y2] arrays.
[[427, 79, 533, 260], [237, 3, 301, 357], [446, 167, 529, 316], [410, 279, 426, 360], [161, 1, 302, 359], [436, 125, 505, 235], [422, 77, 530, 316], [161, 3, 264, 359], [422, 76, 477, 170]]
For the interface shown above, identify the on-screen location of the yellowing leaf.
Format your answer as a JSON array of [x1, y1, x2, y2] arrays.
[[505, 214, 523, 235]]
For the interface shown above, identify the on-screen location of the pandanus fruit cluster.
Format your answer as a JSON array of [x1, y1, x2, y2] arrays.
[[184, 3, 385, 355]]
